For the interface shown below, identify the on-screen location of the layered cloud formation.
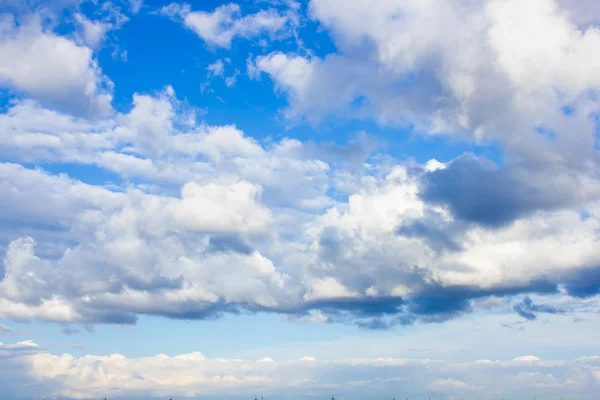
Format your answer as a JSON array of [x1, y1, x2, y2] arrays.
[[1, 83, 599, 328], [2, 340, 600, 399], [1, 0, 600, 398], [0, 0, 600, 329]]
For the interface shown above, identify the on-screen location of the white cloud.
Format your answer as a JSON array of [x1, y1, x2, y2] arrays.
[[258, 0, 600, 172], [75, 13, 112, 49], [303, 277, 358, 301], [225, 69, 240, 87], [207, 59, 225, 77], [0, 159, 288, 322], [129, 0, 143, 14], [1, 84, 600, 328], [2, 2, 600, 331], [249, 3, 600, 324], [0, 88, 334, 208], [202, 60, 241, 92], [166, 180, 273, 234], [1, 2, 600, 398], [299, 163, 600, 300], [162, 3, 289, 48], [159, 2, 190, 18], [428, 378, 480, 391], [74, 2, 131, 50], [1, 342, 598, 399], [256, 52, 317, 118], [513, 355, 543, 362], [0, 14, 113, 118], [0, 99, 113, 163]]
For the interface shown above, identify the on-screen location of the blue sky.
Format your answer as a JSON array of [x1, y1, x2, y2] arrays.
[[1, 0, 600, 399]]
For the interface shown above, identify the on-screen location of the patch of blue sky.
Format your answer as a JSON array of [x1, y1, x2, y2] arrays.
[[534, 124, 557, 140], [5, 312, 363, 359], [26, 163, 123, 187], [0, 89, 15, 112], [561, 104, 576, 115], [580, 210, 591, 221]]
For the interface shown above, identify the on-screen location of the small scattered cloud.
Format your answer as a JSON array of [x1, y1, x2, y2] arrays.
[[161, 3, 290, 48], [207, 59, 225, 77], [0, 323, 18, 336], [202, 59, 241, 93], [514, 297, 567, 321], [512, 355, 542, 362], [129, 0, 143, 14], [225, 69, 240, 87], [60, 326, 80, 335]]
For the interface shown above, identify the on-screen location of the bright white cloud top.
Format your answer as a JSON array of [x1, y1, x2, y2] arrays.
[[0, 0, 600, 399]]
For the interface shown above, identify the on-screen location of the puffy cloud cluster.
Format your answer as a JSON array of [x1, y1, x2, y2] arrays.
[[0, 13, 113, 118], [1, 340, 599, 399], [2, 0, 600, 398], [244, 0, 600, 326], [257, 0, 600, 201], [0, 162, 284, 323], [0, 0, 599, 333], [260, 0, 600, 143], [0, 85, 599, 329]]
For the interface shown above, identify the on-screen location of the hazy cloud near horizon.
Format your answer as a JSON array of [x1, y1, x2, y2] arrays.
[[2, 340, 600, 400]]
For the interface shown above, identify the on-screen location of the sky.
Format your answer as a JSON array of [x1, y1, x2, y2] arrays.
[[1, 0, 600, 399]]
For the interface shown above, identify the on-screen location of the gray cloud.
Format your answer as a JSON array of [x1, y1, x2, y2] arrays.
[[563, 265, 600, 298], [421, 154, 599, 227], [60, 326, 80, 335], [513, 296, 567, 320], [207, 235, 254, 255], [396, 218, 463, 252], [1, 151, 598, 329]]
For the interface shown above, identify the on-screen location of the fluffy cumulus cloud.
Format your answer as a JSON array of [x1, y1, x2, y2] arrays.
[[1, 85, 600, 329], [0, 13, 113, 118], [1, 340, 599, 399], [0, 163, 282, 323], [241, 0, 600, 326], [0, 86, 339, 324], [257, 0, 600, 200], [261, 0, 600, 138]]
